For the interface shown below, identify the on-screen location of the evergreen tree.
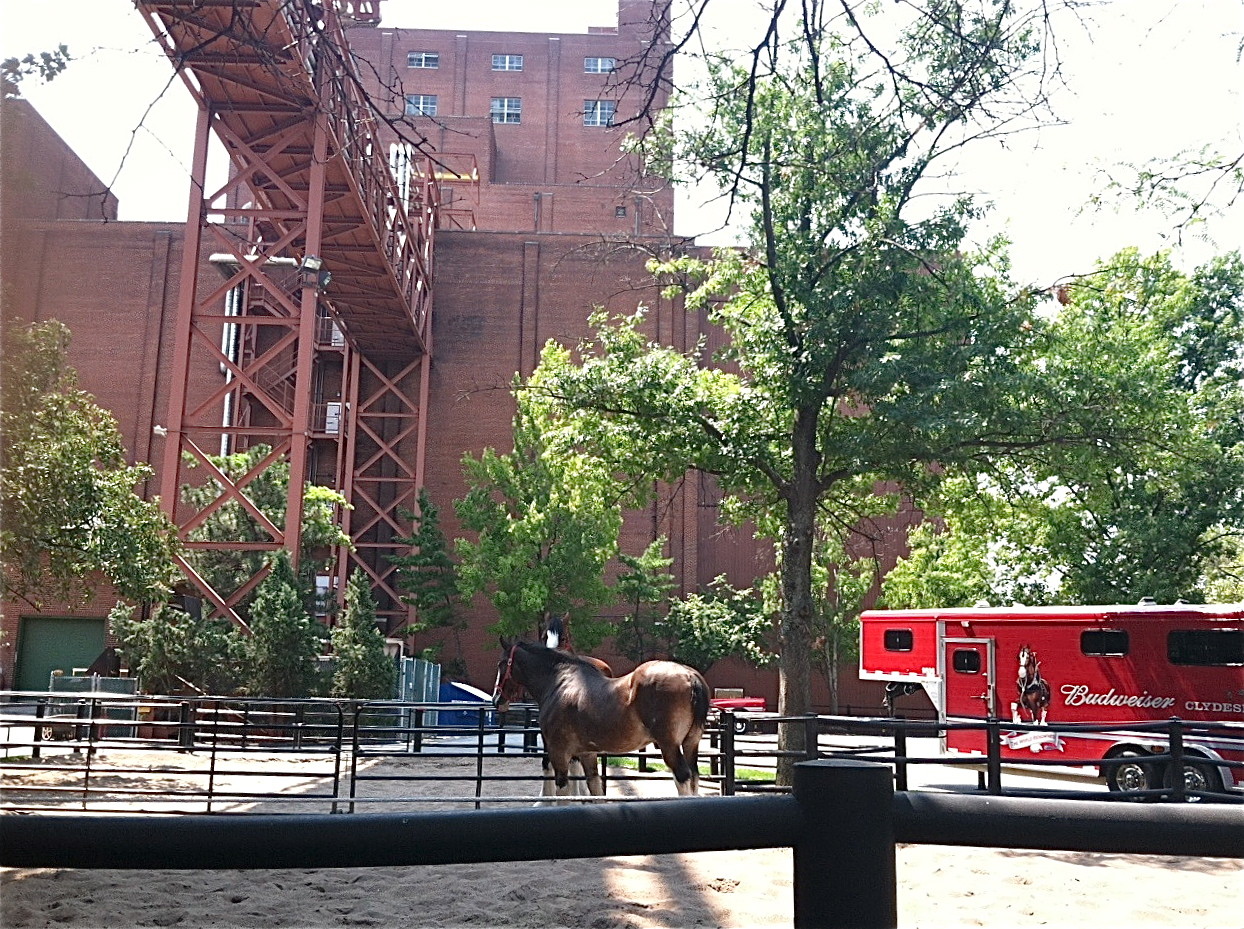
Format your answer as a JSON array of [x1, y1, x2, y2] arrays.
[[390, 488, 463, 659], [111, 601, 242, 696], [331, 570, 397, 700], [244, 551, 324, 697]]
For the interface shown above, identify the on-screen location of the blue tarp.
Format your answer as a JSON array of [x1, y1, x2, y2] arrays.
[[437, 681, 494, 728]]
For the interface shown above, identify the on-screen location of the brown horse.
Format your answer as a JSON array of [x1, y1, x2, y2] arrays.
[[545, 615, 613, 676], [493, 639, 709, 797], [1017, 644, 1051, 724]]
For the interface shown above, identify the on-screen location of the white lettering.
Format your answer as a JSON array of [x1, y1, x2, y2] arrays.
[[1184, 701, 1244, 714], [1060, 684, 1176, 710]]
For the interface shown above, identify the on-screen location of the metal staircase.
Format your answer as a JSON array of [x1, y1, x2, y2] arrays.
[[138, 0, 463, 628]]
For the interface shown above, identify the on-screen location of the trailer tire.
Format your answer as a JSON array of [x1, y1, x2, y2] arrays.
[[1106, 749, 1162, 797], [1163, 757, 1224, 800]]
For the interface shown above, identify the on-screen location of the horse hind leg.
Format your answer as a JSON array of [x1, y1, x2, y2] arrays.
[[577, 753, 603, 796], [657, 740, 697, 796]]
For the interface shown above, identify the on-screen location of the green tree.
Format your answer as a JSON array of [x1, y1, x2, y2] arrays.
[[885, 251, 1244, 608], [532, 6, 1171, 778], [244, 551, 325, 697], [658, 576, 772, 674], [110, 601, 242, 696], [330, 570, 396, 700], [390, 488, 463, 661], [614, 538, 676, 663], [454, 378, 625, 649], [2, 45, 70, 94], [1, 320, 178, 607], [180, 446, 350, 619]]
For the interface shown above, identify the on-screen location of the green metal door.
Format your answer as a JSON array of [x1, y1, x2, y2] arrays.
[[15, 617, 106, 692]]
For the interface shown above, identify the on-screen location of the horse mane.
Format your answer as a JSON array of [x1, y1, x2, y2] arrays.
[[521, 641, 606, 675]]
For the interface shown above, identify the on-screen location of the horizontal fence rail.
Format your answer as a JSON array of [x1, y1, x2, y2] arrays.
[[3, 693, 1241, 812], [3, 761, 1241, 929]]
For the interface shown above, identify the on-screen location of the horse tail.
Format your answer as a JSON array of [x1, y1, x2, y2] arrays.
[[689, 672, 710, 727]]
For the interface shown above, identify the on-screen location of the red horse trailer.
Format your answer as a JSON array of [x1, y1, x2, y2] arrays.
[[860, 601, 1244, 796]]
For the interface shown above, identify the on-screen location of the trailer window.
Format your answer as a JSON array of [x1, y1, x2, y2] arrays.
[[1167, 629, 1244, 666], [1081, 629, 1129, 656], [952, 650, 982, 673], [884, 629, 914, 652]]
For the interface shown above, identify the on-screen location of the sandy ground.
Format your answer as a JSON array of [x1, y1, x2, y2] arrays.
[[2, 748, 1241, 928]]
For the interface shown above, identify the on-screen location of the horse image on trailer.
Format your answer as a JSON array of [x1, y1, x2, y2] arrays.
[[859, 601, 1244, 797]]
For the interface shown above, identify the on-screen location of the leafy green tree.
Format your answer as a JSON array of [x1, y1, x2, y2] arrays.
[[886, 251, 1244, 608], [330, 570, 396, 700], [454, 379, 625, 649], [657, 577, 772, 674], [390, 488, 463, 661], [180, 446, 350, 619], [110, 601, 242, 696], [2, 45, 70, 94], [614, 538, 676, 663], [244, 551, 325, 697], [531, 6, 1172, 779], [1, 320, 178, 607]]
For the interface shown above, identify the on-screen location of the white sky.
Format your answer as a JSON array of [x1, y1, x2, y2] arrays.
[[2, 0, 1241, 286]]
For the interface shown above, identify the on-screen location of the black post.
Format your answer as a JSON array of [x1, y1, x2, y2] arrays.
[[803, 714, 820, 761], [1168, 718, 1185, 802], [177, 701, 195, 752], [721, 711, 736, 796], [412, 707, 424, 754], [792, 760, 896, 929], [32, 701, 45, 760], [893, 722, 908, 793], [985, 717, 1002, 795], [523, 706, 537, 754]]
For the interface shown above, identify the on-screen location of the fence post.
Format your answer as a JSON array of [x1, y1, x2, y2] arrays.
[[177, 701, 195, 752], [893, 721, 908, 793], [792, 760, 896, 929], [721, 711, 736, 796], [985, 717, 1002, 795], [32, 701, 45, 760], [1168, 718, 1185, 802], [803, 714, 820, 761]]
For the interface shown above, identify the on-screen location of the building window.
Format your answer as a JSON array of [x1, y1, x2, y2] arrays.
[[407, 52, 439, 69], [614, 205, 627, 217], [404, 94, 438, 116], [584, 99, 616, 127], [491, 97, 522, 124], [492, 54, 524, 71], [585, 56, 616, 73]]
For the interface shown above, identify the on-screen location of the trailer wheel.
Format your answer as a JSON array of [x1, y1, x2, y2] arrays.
[[734, 716, 750, 735], [1164, 758, 1224, 800], [1106, 750, 1162, 796]]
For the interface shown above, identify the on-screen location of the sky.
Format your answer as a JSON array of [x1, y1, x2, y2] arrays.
[[2, 0, 1241, 287]]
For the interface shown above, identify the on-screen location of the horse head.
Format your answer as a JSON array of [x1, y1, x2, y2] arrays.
[[493, 637, 525, 711]]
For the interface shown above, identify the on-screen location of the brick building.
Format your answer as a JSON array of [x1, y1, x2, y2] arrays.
[[1, 1, 896, 711]]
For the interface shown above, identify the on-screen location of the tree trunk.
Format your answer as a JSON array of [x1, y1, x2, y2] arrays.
[[776, 408, 821, 785]]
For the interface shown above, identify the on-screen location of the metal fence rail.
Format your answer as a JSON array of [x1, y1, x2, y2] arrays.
[[4, 694, 1241, 812], [3, 761, 1241, 929]]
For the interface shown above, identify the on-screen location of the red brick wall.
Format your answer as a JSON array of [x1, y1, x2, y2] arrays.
[[0, 97, 118, 223], [346, 2, 674, 236]]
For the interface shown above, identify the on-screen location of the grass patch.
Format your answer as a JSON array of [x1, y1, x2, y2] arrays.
[[606, 755, 775, 783]]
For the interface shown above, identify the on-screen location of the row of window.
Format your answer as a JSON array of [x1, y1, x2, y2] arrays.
[[882, 628, 1242, 667], [404, 94, 615, 126], [408, 52, 617, 74]]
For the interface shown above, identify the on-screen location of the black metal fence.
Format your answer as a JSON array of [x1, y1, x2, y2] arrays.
[[3, 760, 1241, 929], [3, 693, 1241, 813]]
